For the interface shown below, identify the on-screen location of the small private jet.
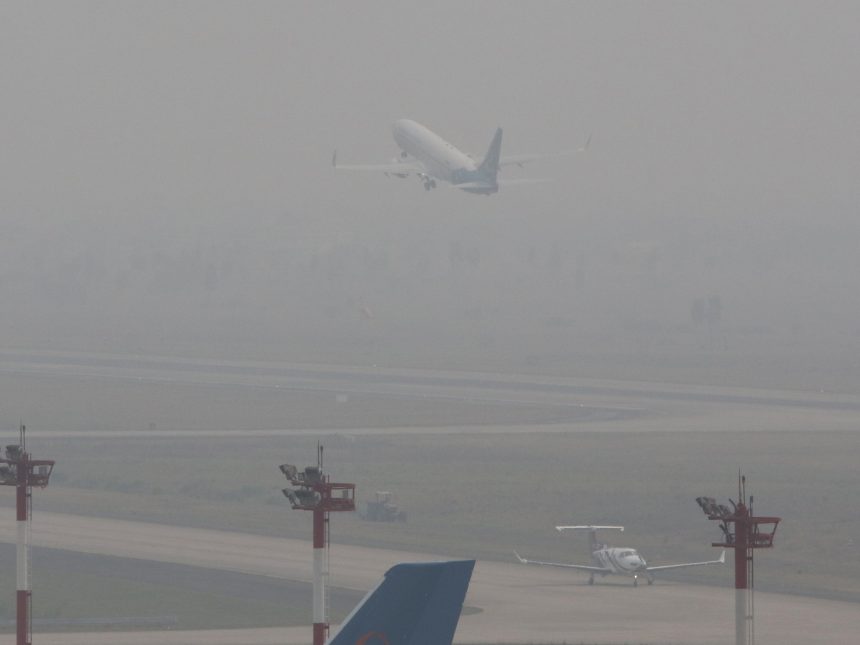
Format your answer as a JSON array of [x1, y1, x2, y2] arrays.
[[515, 525, 725, 587], [333, 119, 588, 195]]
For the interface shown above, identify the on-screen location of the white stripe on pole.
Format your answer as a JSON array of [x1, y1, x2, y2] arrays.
[[313, 547, 325, 623], [16, 520, 28, 591], [735, 588, 747, 645]]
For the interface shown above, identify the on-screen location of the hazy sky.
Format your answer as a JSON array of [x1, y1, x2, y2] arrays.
[[2, 2, 860, 377]]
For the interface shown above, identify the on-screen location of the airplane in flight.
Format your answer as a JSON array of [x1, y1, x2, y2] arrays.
[[333, 119, 589, 195], [515, 525, 725, 587], [329, 559, 475, 645]]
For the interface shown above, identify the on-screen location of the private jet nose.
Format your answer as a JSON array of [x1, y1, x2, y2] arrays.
[[625, 553, 645, 568]]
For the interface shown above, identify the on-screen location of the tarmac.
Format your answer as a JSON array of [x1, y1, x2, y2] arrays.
[[0, 512, 858, 644]]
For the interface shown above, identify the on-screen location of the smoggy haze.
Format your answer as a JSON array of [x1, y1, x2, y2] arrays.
[[1, 2, 859, 390]]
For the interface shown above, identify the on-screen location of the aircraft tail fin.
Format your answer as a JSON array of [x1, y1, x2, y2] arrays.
[[328, 560, 475, 645], [557, 525, 624, 552], [477, 127, 503, 182]]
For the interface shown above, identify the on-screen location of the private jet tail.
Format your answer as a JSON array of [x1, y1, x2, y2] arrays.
[[556, 525, 624, 552], [477, 127, 503, 182], [329, 560, 475, 645]]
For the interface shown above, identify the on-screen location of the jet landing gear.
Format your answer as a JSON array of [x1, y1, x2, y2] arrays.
[[422, 178, 437, 191], [588, 574, 594, 585], [633, 574, 639, 587], [646, 576, 655, 586]]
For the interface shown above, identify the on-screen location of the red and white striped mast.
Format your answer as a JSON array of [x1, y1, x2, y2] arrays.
[[279, 445, 355, 645], [0, 425, 55, 645], [697, 475, 780, 645]]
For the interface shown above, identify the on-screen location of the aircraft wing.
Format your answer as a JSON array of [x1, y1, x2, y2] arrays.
[[514, 551, 610, 573], [442, 178, 551, 194], [332, 151, 424, 176], [498, 134, 591, 168], [645, 550, 726, 572], [496, 178, 553, 186]]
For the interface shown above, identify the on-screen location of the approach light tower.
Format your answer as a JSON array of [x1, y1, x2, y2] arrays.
[[697, 475, 780, 645], [0, 425, 55, 645], [279, 445, 355, 645]]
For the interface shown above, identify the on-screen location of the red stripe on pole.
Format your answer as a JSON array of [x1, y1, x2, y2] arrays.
[[16, 590, 28, 645], [16, 484, 26, 522], [314, 622, 327, 645], [313, 508, 325, 549]]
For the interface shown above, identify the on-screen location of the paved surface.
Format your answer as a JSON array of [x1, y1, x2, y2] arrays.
[[4, 349, 860, 440], [0, 351, 857, 642], [0, 512, 858, 644], [2, 349, 860, 420]]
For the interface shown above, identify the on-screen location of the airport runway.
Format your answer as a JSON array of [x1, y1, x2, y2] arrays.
[[3, 349, 860, 440], [0, 512, 857, 644], [1, 349, 859, 418]]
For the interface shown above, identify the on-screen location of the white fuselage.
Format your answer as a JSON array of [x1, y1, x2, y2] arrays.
[[392, 119, 478, 183], [592, 547, 647, 575], [517, 525, 725, 587]]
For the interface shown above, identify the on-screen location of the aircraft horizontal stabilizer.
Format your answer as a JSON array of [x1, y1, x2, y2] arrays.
[[499, 133, 591, 168], [556, 525, 624, 533]]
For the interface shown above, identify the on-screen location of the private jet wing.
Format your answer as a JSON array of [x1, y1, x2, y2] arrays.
[[514, 551, 609, 573], [498, 134, 592, 168], [645, 550, 726, 572], [332, 151, 423, 177]]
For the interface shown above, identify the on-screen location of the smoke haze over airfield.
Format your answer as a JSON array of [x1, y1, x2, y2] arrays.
[[2, 2, 860, 389]]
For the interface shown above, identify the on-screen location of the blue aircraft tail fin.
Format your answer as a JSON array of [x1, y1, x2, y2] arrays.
[[328, 560, 475, 645], [477, 127, 503, 183]]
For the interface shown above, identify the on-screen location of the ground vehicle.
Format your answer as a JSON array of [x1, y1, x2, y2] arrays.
[[362, 491, 407, 522]]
